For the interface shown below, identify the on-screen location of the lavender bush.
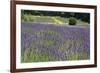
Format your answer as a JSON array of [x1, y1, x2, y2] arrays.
[[21, 22, 90, 63]]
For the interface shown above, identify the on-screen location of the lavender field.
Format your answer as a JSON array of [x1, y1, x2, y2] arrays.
[[21, 22, 90, 63]]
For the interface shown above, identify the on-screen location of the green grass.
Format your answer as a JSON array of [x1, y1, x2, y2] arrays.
[[77, 19, 89, 25], [66, 51, 90, 60], [21, 48, 89, 63], [21, 14, 89, 25], [21, 48, 54, 63]]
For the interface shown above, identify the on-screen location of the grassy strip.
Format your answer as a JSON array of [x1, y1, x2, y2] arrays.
[[21, 14, 89, 25], [51, 17, 64, 24]]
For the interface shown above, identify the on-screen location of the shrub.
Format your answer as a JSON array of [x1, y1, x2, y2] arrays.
[[69, 17, 77, 25]]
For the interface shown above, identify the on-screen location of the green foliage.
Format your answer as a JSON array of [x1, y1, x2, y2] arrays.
[[21, 10, 90, 25], [75, 13, 90, 23], [67, 51, 90, 60], [69, 17, 77, 25], [21, 10, 90, 23], [67, 51, 79, 60], [21, 48, 55, 63]]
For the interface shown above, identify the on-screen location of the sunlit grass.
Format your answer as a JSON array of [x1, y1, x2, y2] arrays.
[[21, 14, 88, 25]]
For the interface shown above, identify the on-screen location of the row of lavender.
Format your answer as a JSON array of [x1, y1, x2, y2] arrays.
[[21, 22, 90, 63]]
